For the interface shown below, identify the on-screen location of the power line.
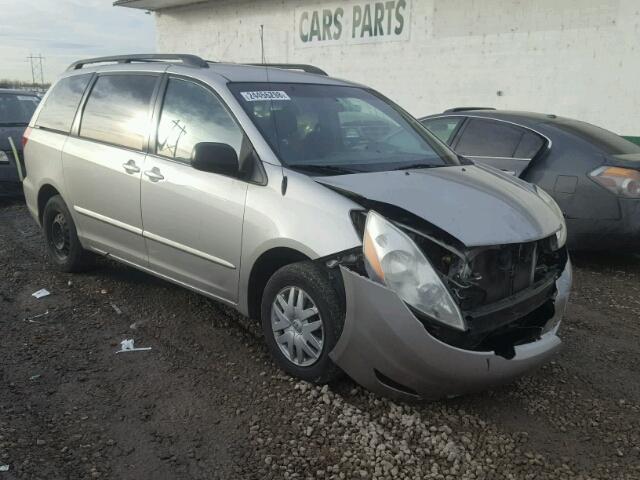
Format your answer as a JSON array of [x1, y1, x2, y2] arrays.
[[27, 54, 45, 87]]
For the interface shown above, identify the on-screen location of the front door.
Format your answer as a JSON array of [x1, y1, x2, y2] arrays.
[[141, 76, 248, 303], [63, 73, 159, 265]]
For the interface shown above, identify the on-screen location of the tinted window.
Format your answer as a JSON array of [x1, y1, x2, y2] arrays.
[[552, 119, 640, 155], [229, 83, 459, 174], [156, 78, 243, 162], [514, 131, 545, 158], [80, 75, 157, 150], [456, 119, 524, 157], [35, 75, 91, 132], [421, 117, 462, 144], [0, 93, 39, 125]]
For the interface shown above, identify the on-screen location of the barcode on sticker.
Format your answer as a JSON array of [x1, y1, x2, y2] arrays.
[[240, 91, 291, 102]]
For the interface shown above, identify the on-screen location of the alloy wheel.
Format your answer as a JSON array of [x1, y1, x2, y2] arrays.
[[271, 286, 324, 367]]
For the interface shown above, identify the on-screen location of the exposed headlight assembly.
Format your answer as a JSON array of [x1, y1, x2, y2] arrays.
[[362, 211, 465, 331], [536, 186, 566, 248]]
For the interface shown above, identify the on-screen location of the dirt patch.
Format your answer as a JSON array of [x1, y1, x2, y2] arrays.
[[1, 200, 639, 479]]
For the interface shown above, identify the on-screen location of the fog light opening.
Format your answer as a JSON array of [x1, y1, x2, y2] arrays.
[[374, 369, 419, 397]]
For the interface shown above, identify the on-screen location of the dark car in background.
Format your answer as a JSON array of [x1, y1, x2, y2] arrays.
[[420, 109, 640, 251], [0, 89, 40, 195]]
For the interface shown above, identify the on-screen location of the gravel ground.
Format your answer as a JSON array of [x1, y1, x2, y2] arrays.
[[1, 199, 639, 480]]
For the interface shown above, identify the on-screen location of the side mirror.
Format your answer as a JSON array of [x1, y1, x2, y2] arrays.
[[191, 142, 239, 177]]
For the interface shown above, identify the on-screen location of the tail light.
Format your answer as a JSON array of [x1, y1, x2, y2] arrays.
[[22, 127, 32, 148], [590, 166, 640, 198]]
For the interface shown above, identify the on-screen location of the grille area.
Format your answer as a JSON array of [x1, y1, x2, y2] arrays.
[[409, 230, 567, 350], [448, 237, 567, 311]]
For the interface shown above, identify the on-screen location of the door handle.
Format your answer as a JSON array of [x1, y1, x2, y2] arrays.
[[144, 167, 165, 182], [122, 160, 140, 174]]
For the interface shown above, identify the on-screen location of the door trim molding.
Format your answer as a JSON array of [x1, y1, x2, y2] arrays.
[[93, 248, 238, 308], [143, 230, 236, 270], [73, 206, 143, 235]]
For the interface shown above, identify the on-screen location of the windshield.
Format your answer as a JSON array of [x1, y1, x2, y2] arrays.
[[229, 83, 459, 174], [0, 93, 39, 125]]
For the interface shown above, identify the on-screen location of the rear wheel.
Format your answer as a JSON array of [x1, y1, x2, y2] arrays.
[[42, 195, 94, 272], [261, 261, 344, 384]]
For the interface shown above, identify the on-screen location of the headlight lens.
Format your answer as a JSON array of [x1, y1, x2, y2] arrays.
[[536, 186, 566, 248], [590, 166, 640, 198], [363, 211, 465, 331], [0, 151, 9, 164]]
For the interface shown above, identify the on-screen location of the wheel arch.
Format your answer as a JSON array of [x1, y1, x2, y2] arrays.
[[37, 183, 62, 225], [246, 247, 311, 321]]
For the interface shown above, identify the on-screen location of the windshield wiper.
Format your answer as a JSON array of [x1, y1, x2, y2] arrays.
[[393, 163, 440, 171], [289, 164, 358, 176]]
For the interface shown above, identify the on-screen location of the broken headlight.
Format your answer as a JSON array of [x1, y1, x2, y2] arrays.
[[363, 211, 465, 331], [536, 186, 566, 248]]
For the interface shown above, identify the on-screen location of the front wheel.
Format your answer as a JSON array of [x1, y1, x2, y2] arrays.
[[261, 262, 344, 384]]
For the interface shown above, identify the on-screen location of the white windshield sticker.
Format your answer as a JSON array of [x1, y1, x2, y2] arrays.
[[240, 91, 291, 102]]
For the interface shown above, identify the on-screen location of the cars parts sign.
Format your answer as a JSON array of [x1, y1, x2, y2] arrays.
[[295, 0, 410, 48]]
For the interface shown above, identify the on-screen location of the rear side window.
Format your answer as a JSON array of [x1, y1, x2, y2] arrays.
[[156, 78, 243, 162], [514, 131, 545, 158], [80, 74, 157, 150], [421, 117, 462, 144], [35, 75, 91, 133], [456, 118, 524, 157]]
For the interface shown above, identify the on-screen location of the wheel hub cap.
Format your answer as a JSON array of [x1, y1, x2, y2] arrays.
[[50, 213, 70, 258], [271, 286, 324, 367]]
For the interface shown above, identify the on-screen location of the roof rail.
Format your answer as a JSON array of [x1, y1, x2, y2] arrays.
[[246, 63, 328, 76], [67, 54, 209, 71], [444, 107, 496, 113]]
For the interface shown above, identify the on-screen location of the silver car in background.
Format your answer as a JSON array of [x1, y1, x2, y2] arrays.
[[22, 54, 571, 400]]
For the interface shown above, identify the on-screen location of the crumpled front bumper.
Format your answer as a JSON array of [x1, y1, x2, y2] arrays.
[[330, 260, 572, 401]]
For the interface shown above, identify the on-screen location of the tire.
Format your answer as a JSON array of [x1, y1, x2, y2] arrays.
[[42, 195, 94, 272], [261, 261, 344, 384]]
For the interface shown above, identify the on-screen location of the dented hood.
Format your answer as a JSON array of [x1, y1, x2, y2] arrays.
[[315, 164, 562, 247]]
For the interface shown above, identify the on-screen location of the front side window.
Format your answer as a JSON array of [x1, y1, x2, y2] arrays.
[[35, 74, 91, 132], [0, 93, 39, 125], [229, 83, 459, 174], [156, 78, 243, 162], [421, 117, 463, 144], [80, 74, 157, 150]]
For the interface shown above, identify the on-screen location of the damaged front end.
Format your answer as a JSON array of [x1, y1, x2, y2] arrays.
[[328, 204, 570, 400]]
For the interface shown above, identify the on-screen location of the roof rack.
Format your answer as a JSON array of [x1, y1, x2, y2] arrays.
[[246, 63, 328, 76], [67, 54, 209, 71], [444, 107, 496, 113]]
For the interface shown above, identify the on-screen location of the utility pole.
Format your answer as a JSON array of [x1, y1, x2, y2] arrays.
[[27, 54, 45, 88], [260, 25, 265, 63]]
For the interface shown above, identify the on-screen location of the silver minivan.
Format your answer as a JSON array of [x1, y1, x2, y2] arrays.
[[23, 54, 571, 400]]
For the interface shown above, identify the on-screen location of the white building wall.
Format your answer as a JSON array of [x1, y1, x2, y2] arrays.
[[155, 0, 640, 136]]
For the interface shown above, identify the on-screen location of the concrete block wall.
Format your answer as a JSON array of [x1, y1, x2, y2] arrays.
[[155, 0, 640, 136]]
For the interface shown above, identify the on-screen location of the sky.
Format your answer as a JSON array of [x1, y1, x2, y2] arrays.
[[0, 0, 155, 83]]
